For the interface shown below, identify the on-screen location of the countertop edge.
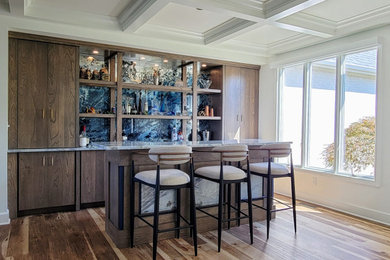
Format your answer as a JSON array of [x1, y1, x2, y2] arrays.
[[8, 139, 292, 153]]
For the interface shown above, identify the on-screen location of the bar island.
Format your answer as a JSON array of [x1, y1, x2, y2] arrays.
[[98, 139, 290, 248]]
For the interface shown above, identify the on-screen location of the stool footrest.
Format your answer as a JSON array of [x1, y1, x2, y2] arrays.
[[159, 225, 194, 234], [136, 213, 194, 233]]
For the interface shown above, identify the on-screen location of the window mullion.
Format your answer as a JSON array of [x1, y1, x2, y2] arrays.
[[335, 56, 346, 173], [302, 63, 310, 167], [276, 68, 283, 142]]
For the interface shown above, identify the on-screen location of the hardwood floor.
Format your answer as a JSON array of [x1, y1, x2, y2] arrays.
[[1, 196, 390, 260]]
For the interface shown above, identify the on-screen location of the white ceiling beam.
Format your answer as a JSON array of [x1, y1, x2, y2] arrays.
[[8, 0, 30, 16], [272, 12, 335, 38], [118, 0, 170, 32], [204, 18, 258, 45], [264, 0, 325, 21]]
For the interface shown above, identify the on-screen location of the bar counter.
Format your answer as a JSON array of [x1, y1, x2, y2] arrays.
[[100, 139, 289, 248]]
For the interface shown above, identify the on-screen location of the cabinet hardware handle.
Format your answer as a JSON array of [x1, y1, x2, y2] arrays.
[[42, 109, 45, 119], [241, 115, 243, 122], [51, 156, 54, 166], [42, 156, 45, 166], [50, 109, 54, 121]]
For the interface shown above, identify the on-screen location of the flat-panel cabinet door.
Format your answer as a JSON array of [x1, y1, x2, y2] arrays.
[[240, 68, 259, 139], [81, 151, 105, 204], [19, 152, 75, 211], [46, 152, 75, 207], [224, 66, 242, 140], [19, 153, 47, 210], [47, 44, 77, 147], [17, 40, 48, 148]]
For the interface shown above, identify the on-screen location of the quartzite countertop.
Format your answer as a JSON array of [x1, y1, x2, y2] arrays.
[[8, 139, 291, 153]]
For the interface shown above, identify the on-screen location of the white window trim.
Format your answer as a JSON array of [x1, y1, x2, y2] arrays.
[[277, 47, 379, 182]]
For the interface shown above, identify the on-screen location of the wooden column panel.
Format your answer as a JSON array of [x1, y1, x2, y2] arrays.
[[81, 151, 105, 204], [224, 66, 241, 140], [8, 38, 18, 149], [7, 154, 17, 219], [240, 68, 259, 139], [47, 44, 77, 147], [17, 40, 48, 148]]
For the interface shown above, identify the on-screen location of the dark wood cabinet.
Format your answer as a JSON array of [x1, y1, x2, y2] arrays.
[[81, 151, 105, 204], [47, 44, 77, 147], [15, 40, 77, 149], [224, 66, 259, 140], [17, 40, 49, 148], [19, 152, 75, 211]]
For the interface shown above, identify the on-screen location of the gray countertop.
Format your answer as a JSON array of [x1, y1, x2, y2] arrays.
[[8, 139, 291, 153]]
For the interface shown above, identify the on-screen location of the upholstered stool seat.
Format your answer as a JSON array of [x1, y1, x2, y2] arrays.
[[243, 162, 289, 175], [195, 165, 246, 180], [135, 169, 190, 186]]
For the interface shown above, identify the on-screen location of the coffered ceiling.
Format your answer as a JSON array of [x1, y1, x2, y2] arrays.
[[1, 0, 390, 63]]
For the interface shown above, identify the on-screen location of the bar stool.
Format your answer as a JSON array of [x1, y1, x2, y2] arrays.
[[129, 146, 197, 260], [244, 143, 296, 239], [194, 144, 253, 252]]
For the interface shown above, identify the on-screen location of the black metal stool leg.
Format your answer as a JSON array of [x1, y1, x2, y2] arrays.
[[246, 166, 253, 244], [291, 169, 297, 233], [190, 173, 198, 256], [129, 177, 135, 247], [227, 183, 231, 229], [153, 184, 160, 260], [266, 176, 272, 240], [175, 189, 181, 238], [218, 179, 224, 252], [236, 183, 241, 226]]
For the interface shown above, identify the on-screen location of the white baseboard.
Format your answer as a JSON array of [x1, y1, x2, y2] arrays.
[[0, 209, 10, 225], [276, 191, 390, 226]]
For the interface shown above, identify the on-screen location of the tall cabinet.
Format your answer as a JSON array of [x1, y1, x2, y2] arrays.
[[16, 40, 76, 149], [9, 38, 77, 216], [223, 66, 259, 140]]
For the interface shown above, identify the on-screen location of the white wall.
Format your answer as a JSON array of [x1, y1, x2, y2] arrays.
[[259, 25, 390, 225]]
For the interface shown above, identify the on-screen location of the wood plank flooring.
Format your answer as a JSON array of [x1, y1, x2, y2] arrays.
[[1, 195, 390, 260]]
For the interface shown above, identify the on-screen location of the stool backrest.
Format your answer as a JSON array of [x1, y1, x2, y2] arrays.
[[260, 143, 291, 158], [149, 145, 192, 165], [212, 144, 248, 162]]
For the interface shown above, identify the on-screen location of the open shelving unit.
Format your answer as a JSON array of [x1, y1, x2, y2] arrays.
[[77, 48, 224, 142]]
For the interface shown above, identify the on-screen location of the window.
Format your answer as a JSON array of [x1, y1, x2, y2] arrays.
[[278, 48, 377, 179]]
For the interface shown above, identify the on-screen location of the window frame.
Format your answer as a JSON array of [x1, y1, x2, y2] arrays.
[[277, 47, 378, 181]]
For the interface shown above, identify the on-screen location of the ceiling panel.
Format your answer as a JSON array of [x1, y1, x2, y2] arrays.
[[147, 3, 233, 33], [301, 0, 390, 22], [31, 0, 131, 16], [235, 25, 300, 45]]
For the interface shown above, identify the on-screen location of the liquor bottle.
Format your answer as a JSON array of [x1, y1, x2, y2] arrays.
[[171, 127, 178, 142], [144, 98, 149, 115], [81, 125, 87, 137]]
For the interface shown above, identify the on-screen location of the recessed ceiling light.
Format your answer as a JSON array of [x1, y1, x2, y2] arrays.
[[201, 64, 207, 68], [140, 56, 146, 60], [163, 59, 168, 63], [92, 50, 99, 54]]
